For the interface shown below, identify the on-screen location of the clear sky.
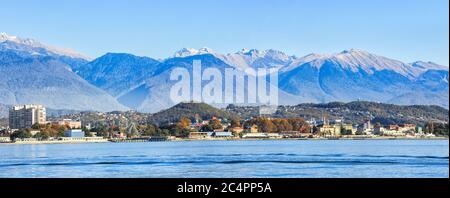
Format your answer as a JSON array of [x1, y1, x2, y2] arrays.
[[1, 0, 449, 65]]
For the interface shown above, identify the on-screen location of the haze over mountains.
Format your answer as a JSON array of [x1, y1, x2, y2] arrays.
[[0, 33, 448, 114]]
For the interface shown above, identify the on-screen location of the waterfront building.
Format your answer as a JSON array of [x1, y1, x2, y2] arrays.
[[242, 133, 282, 139], [0, 137, 11, 143], [266, 133, 283, 138], [114, 132, 127, 139], [398, 124, 416, 133], [242, 133, 269, 138], [64, 129, 85, 138], [9, 104, 46, 130], [318, 124, 341, 136], [373, 123, 416, 136], [212, 132, 233, 138], [189, 132, 212, 139], [356, 120, 373, 135]]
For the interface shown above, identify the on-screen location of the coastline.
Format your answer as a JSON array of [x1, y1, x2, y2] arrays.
[[0, 136, 448, 145]]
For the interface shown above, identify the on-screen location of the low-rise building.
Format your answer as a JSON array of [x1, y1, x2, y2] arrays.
[[242, 133, 282, 139], [243, 133, 269, 138], [64, 129, 85, 138], [373, 123, 416, 136], [318, 124, 341, 136], [114, 132, 127, 139], [212, 132, 233, 138], [398, 124, 416, 133], [189, 132, 212, 139], [0, 137, 11, 143]]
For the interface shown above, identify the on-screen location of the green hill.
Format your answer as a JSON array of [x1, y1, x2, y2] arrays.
[[148, 102, 237, 126]]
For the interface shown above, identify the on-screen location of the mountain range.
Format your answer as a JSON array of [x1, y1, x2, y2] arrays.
[[0, 33, 127, 112], [0, 33, 448, 114]]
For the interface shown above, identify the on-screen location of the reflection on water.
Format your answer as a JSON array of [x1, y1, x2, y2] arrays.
[[0, 140, 448, 178]]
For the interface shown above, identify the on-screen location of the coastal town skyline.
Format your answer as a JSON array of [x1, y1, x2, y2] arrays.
[[1, 102, 448, 143]]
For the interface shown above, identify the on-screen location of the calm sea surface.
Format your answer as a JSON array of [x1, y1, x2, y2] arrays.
[[0, 140, 448, 178]]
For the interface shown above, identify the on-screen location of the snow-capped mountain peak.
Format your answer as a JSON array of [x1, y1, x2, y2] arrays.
[[0, 32, 91, 60], [280, 49, 449, 79], [173, 47, 216, 58], [1, 32, 18, 42]]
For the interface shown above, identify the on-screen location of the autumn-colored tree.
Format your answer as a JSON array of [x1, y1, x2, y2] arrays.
[[258, 118, 276, 133], [288, 118, 310, 133], [230, 118, 241, 128], [178, 117, 192, 129], [275, 119, 293, 132], [209, 119, 223, 130], [244, 117, 310, 133]]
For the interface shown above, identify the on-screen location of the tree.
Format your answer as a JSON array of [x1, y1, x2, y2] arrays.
[[34, 131, 50, 140], [31, 123, 41, 130], [160, 129, 170, 136], [142, 124, 160, 136], [288, 118, 310, 133], [258, 118, 276, 133], [274, 119, 293, 132], [200, 124, 214, 132], [10, 130, 32, 141], [209, 119, 223, 130], [178, 117, 192, 129], [230, 118, 241, 128], [340, 127, 353, 135]]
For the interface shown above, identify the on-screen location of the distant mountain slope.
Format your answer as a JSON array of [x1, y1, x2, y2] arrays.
[[77, 53, 161, 96], [117, 54, 300, 112], [0, 33, 90, 71], [278, 49, 449, 108], [148, 102, 237, 126], [118, 54, 232, 112], [0, 36, 127, 112], [0, 103, 8, 118], [85, 48, 449, 112]]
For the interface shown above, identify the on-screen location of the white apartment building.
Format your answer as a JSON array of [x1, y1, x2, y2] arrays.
[[9, 104, 46, 130]]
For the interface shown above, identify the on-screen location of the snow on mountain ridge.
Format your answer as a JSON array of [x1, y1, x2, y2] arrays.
[[173, 47, 216, 58], [172, 47, 297, 71], [411, 61, 449, 71], [170, 47, 448, 79], [280, 49, 441, 79], [0, 32, 92, 60]]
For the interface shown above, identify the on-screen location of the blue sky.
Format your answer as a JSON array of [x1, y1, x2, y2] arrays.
[[1, 0, 449, 65]]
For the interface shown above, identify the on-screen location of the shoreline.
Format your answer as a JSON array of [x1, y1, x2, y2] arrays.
[[0, 136, 448, 145]]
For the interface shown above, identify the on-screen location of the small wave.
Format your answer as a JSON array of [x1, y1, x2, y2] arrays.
[[354, 155, 449, 159], [0, 160, 413, 167]]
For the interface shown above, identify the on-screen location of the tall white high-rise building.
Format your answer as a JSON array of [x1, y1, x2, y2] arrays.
[[9, 104, 46, 130]]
